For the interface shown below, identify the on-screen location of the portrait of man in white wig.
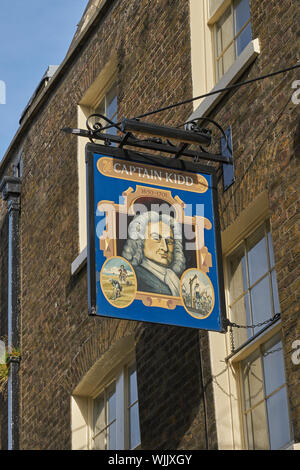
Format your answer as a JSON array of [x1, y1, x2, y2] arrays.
[[122, 211, 186, 296]]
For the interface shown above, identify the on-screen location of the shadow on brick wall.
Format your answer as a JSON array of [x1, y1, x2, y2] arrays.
[[136, 323, 215, 450]]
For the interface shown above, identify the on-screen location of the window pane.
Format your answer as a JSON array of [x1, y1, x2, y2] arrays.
[[228, 244, 247, 302], [94, 429, 106, 450], [106, 85, 117, 137], [94, 85, 117, 138], [231, 294, 252, 346], [223, 42, 235, 74], [267, 387, 291, 449], [267, 229, 275, 268], [216, 57, 223, 81], [128, 364, 141, 449], [107, 421, 117, 450], [129, 365, 138, 405], [216, 23, 223, 57], [107, 94, 117, 121], [245, 411, 254, 449], [251, 276, 273, 335], [248, 402, 269, 450], [234, 0, 251, 33], [209, 0, 223, 16], [107, 98, 117, 121], [262, 336, 285, 396], [218, 7, 234, 51], [247, 226, 268, 285], [236, 21, 252, 55], [107, 383, 116, 424], [271, 270, 280, 315], [93, 394, 105, 435], [129, 403, 141, 450], [242, 349, 264, 410]]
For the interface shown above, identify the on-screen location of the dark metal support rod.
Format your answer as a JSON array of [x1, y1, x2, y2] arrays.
[[121, 118, 212, 146], [61, 127, 233, 164]]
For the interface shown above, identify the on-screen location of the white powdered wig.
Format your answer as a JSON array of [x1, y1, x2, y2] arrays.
[[122, 211, 186, 276]]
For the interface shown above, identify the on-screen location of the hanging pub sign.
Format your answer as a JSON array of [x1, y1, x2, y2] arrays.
[[86, 143, 226, 332]]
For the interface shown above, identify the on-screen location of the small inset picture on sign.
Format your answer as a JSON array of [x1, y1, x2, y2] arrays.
[[100, 257, 137, 309], [181, 269, 215, 319]]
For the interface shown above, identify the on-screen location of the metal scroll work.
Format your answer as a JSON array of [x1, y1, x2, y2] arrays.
[[62, 114, 233, 166]]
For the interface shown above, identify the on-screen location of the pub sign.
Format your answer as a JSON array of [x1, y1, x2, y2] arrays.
[[86, 143, 226, 332]]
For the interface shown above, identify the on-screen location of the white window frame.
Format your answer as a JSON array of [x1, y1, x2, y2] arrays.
[[76, 62, 117, 253], [229, 326, 293, 450], [89, 361, 141, 450], [224, 221, 292, 450], [210, 0, 252, 82], [71, 336, 140, 451], [207, 193, 283, 450], [93, 83, 118, 134], [208, 208, 292, 449], [189, 0, 260, 120], [225, 220, 280, 349]]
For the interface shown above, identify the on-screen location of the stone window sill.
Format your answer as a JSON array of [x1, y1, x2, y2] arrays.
[[71, 246, 87, 276], [189, 38, 260, 121]]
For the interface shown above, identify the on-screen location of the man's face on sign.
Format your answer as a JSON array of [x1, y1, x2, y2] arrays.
[[143, 220, 174, 267]]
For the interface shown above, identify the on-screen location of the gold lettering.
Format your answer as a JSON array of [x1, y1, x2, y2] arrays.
[[122, 164, 129, 175], [97, 157, 208, 194], [129, 165, 136, 175], [113, 163, 121, 173], [166, 172, 173, 183]]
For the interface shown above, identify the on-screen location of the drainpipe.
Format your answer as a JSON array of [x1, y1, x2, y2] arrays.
[[0, 175, 21, 450]]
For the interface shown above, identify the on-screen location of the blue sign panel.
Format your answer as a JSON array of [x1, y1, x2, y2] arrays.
[[86, 144, 226, 332]]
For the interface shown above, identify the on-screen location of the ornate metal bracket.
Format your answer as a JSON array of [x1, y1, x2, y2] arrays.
[[62, 114, 234, 165], [86, 113, 124, 145], [185, 118, 232, 163]]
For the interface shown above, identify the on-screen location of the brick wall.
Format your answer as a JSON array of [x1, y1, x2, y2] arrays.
[[15, 0, 216, 450]]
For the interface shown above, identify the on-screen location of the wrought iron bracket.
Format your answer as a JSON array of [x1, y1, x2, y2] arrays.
[[61, 114, 234, 165]]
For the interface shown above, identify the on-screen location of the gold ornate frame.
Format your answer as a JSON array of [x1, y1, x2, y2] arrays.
[[97, 185, 213, 309]]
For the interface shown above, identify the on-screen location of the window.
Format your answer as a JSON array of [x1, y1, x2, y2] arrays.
[[240, 333, 291, 449], [93, 84, 118, 136], [77, 75, 117, 252], [212, 0, 252, 81], [189, 1, 258, 120], [227, 221, 280, 349], [93, 381, 117, 449], [127, 364, 141, 450], [92, 363, 141, 450], [226, 220, 292, 449], [209, 0, 224, 14], [71, 336, 139, 451]]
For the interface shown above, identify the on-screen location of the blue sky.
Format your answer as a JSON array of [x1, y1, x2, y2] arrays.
[[0, 0, 88, 160]]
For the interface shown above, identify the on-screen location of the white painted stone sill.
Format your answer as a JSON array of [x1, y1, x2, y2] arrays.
[[71, 246, 87, 276], [189, 38, 260, 121]]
